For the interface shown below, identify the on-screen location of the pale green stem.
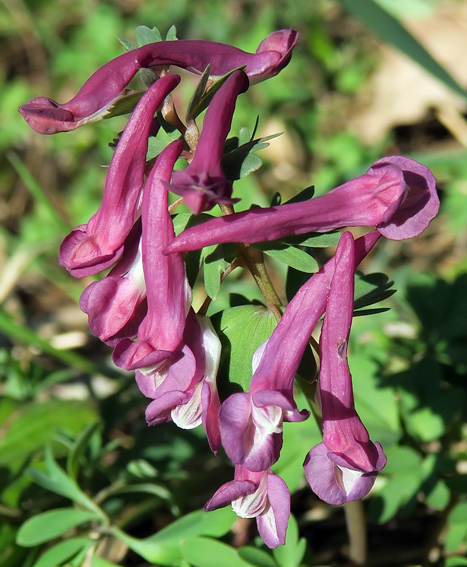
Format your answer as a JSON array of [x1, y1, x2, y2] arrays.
[[220, 204, 282, 320], [344, 499, 367, 566]]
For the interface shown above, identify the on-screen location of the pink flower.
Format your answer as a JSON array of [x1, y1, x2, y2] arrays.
[[79, 219, 146, 345], [165, 156, 438, 254], [304, 232, 386, 505], [204, 465, 290, 549], [166, 70, 249, 213], [219, 231, 381, 472], [18, 30, 298, 134], [112, 139, 189, 372], [59, 74, 180, 277]]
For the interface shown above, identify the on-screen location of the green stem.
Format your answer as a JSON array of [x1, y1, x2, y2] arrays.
[[344, 499, 367, 566], [220, 204, 282, 319]]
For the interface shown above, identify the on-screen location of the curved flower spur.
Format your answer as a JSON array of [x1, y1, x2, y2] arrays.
[[303, 232, 387, 505], [18, 29, 298, 134], [165, 155, 439, 254], [165, 69, 249, 214], [59, 74, 181, 277]]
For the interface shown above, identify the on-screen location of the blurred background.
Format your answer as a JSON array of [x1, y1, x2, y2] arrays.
[[1, 1, 467, 566]]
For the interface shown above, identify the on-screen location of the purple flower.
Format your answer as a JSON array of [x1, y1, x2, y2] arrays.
[[219, 231, 381, 472], [171, 315, 222, 453], [133, 309, 222, 453], [134, 309, 205, 425], [112, 139, 189, 372], [18, 30, 298, 134], [204, 465, 290, 549], [303, 231, 386, 506], [59, 74, 180, 277], [79, 219, 147, 345], [165, 156, 438, 254], [166, 70, 249, 214]]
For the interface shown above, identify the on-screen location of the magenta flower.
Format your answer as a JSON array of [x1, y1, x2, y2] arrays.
[[111, 139, 189, 372], [166, 70, 249, 214], [59, 74, 180, 277], [303, 231, 386, 506], [204, 465, 290, 549], [171, 315, 222, 453], [219, 231, 381, 472], [134, 309, 205, 424], [165, 156, 438, 254], [132, 309, 222, 453], [79, 219, 147, 346], [18, 30, 298, 134]]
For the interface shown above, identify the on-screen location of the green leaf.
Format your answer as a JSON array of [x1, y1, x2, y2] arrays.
[[222, 133, 282, 180], [165, 25, 178, 41], [238, 547, 277, 567], [338, 0, 467, 99], [449, 502, 467, 525], [382, 446, 421, 475], [284, 185, 315, 204], [425, 479, 450, 511], [253, 243, 319, 273], [181, 537, 254, 567], [0, 400, 98, 466], [67, 421, 102, 481], [31, 537, 92, 567], [116, 35, 136, 52], [27, 447, 105, 519], [92, 556, 124, 567], [285, 231, 341, 248], [188, 67, 247, 120], [107, 482, 172, 502], [186, 65, 211, 123], [370, 471, 420, 523], [112, 507, 236, 565], [203, 244, 228, 300], [353, 271, 395, 312], [147, 130, 182, 161], [212, 304, 278, 393], [351, 355, 401, 447], [7, 153, 70, 233], [445, 557, 467, 567], [273, 514, 306, 567], [396, 358, 464, 442], [135, 25, 162, 46], [444, 523, 467, 554], [17, 509, 98, 547]]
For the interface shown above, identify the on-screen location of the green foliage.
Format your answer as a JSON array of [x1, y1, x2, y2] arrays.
[[113, 508, 236, 565], [212, 303, 278, 394], [31, 537, 93, 567], [17, 509, 98, 547], [0, 400, 98, 467]]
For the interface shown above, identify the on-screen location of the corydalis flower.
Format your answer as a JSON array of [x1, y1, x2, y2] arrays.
[[205, 465, 290, 549], [59, 74, 180, 277], [133, 310, 222, 453], [112, 139, 189, 372], [79, 219, 146, 345], [165, 156, 439, 254], [304, 231, 386, 505], [219, 231, 382, 472], [167, 70, 249, 214], [18, 30, 298, 134], [171, 315, 222, 453]]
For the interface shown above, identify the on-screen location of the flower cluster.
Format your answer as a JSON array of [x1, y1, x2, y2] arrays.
[[19, 28, 439, 549]]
